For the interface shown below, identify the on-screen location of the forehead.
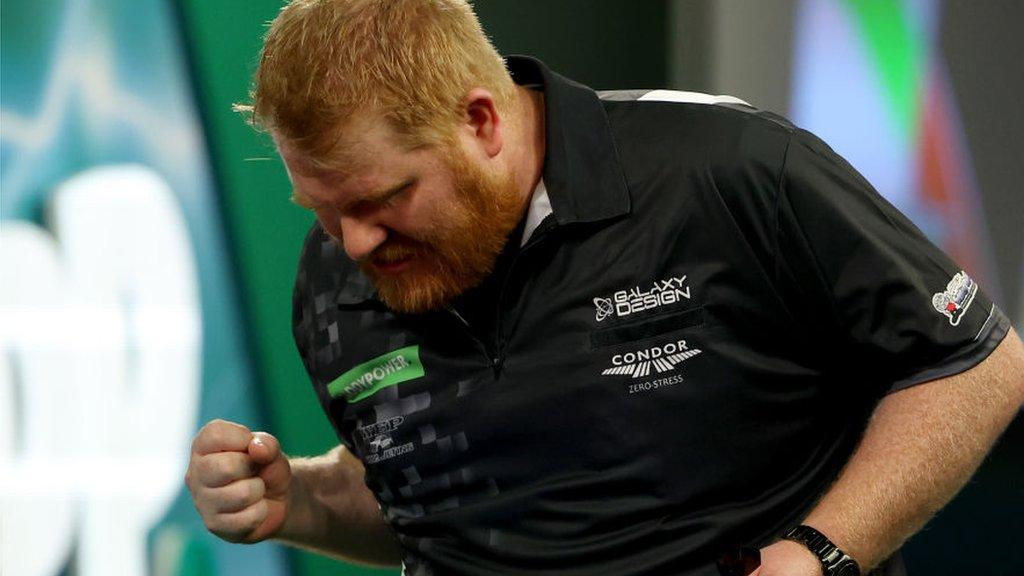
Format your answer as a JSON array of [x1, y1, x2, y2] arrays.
[[275, 115, 398, 175], [275, 117, 452, 200]]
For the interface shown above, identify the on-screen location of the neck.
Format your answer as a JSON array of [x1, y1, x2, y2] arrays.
[[511, 85, 546, 208]]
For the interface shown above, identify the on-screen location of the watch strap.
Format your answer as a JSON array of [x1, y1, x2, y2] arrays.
[[782, 525, 861, 576]]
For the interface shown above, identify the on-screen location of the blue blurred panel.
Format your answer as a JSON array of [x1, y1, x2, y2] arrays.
[[0, 0, 289, 574]]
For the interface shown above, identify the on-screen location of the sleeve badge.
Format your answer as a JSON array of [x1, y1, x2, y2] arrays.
[[931, 271, 978, 326]]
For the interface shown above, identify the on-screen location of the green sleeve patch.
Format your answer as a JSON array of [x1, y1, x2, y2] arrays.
[[328, 345, 424, 403]]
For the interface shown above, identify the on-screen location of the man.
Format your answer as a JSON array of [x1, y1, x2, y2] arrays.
[[184, 1, 1024, 575]]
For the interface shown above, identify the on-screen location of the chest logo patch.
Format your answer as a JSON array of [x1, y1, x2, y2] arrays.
[[602, 339, 702, 379], [931, 271, 977, 326], [328, 345, 424, 402], [594, 275, 691, 322], [354, 416, 414, 464]]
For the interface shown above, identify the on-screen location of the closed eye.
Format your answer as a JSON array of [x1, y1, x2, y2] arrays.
[[352, 180, 414, 213], [290, 179, 414, 214], [378, 182, 413, 208]]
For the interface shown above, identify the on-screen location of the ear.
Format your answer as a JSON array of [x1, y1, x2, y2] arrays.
[[461, 88, 503, 158]]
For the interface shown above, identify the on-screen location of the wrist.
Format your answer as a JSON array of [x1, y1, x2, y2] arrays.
[[782, 525, 861, 576], [758, 539, 825, 576], [782, 539, 825, 576], [273, 456, 312, 542]]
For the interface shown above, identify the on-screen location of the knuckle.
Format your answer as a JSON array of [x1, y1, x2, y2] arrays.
[[210, 458, 236, 485], [200, 511, 223, 534], [230, 478, 264, 509], [212, 478, 265, 513], [190, 430, 207, 455], [195, 455, 215, 483], [204, 425, 226, 449], [206, 514, 243, 543], [248, 478, 267, 504], [209, 418, 235, 432], [197, 419, 251, 454], [223, 505, 263, 542], [192, 487, 218, 515], [199, 418, 222, 436], [199, 455, 234, 486], [220, 481, 248, 511], [247, 500, 269, 529]]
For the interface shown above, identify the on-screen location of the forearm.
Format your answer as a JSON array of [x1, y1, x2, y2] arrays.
[[275, 445, 403, 567], [802, 329, 1024, 571]]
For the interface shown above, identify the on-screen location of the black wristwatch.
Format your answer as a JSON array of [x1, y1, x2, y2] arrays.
[[782, 525, 861, 576]]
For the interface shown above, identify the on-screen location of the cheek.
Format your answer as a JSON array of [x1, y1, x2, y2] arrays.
[[388, 195, 449, 240], [413, 204, 463, 244]]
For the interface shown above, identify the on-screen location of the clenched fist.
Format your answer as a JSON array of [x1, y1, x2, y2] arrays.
[[185, 419, 292, 543]]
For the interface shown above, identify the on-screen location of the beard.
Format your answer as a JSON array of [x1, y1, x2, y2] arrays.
[[359, 146, 526, 314]]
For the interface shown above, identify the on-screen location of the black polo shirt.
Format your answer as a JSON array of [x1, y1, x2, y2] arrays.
[[291, 56, 1010, 576]]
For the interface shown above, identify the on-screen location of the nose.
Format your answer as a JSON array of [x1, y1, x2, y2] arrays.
[[338, 215, 388, 261]]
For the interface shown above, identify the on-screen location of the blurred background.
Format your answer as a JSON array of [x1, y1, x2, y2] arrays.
[[1, 0, 1021, 575]]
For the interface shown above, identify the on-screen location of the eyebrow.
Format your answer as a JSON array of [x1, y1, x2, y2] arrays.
[[341, 178, 415, 212], [290, 178, 415, 212]]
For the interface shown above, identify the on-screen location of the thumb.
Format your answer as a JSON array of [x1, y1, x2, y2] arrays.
[[248, 432, 291, 498], [247, 431, 281, 466]]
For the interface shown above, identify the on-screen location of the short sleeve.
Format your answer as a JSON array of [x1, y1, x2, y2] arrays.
[[292, 223, 357, 449], [775, 128, 1010, 394]]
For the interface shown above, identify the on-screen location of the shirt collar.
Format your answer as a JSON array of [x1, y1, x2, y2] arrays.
[[520, 178, 551, 247], [506, 55, 631, 226]]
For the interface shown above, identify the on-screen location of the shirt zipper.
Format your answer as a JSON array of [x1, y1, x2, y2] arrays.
[[491, 218, 558, 377], [444, 304, 499, 371], [443, 217, 559, 378]]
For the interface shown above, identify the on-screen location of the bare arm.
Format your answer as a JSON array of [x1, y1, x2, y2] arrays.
[[275, 444, 404, 567], [758, 328, 1024, 575], [185, 420, 402, 567]]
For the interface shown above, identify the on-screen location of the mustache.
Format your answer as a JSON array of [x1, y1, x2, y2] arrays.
[[366, 235, 430, 265]]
